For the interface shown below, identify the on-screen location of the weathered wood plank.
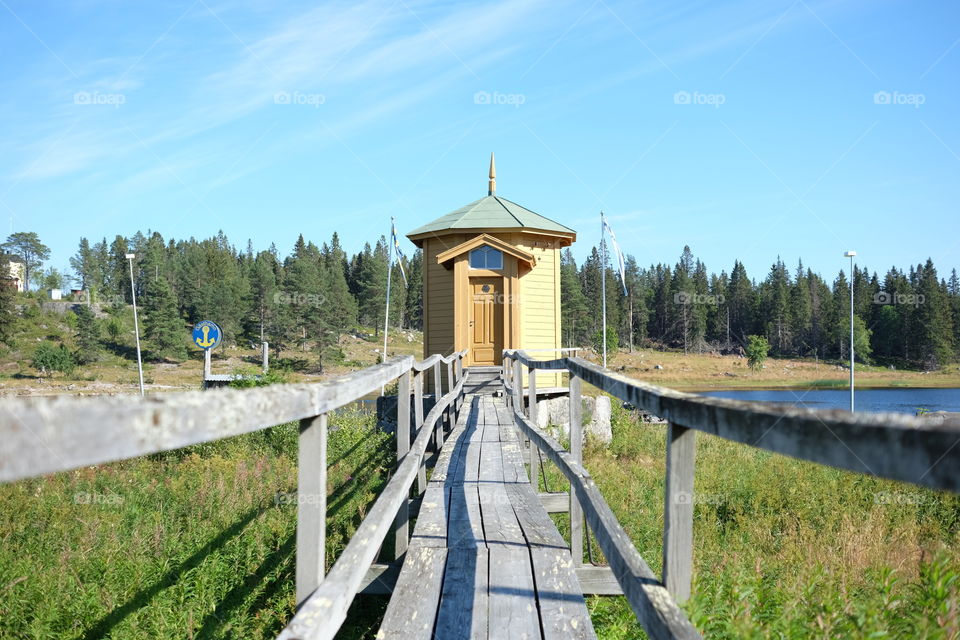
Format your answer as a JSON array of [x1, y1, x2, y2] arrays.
[[410, 486, 449, 549], [488, 546, 543, 640], [394, 371, 412, 560], [435, 548, 489, 640], [575, 565, 624, 595], [0, 355, 415, 483], [296, 413, 328, 605], [538, 492, 570, 513], [447, 484, 484, 549], [377, 546, 448, 639], [505, 483, 568, 551], [569, 375, 584, 567], [479, 484, 525, 547], [663, 423, 695, 603], [529, 547, 596, 639], [528, 367, 540, 492]]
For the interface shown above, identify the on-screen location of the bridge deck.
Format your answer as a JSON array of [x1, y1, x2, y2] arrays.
[[378, 394, 597, 639]]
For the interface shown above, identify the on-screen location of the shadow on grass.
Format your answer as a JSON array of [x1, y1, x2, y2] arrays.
[[78, 503, 272, 640], [79, 461, 393, 639]]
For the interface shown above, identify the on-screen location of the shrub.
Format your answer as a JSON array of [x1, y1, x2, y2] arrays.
[[592, 326, 619, 359], [746, 335, 769, 371], [32, 341, 75, 376]]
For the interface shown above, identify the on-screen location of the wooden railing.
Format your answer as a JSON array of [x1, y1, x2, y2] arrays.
[[0, 349, 469, 640], [502, 349, 960, 640]]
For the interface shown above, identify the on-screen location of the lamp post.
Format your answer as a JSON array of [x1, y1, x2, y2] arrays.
[[844, 250, 856, 412], [126, 253, 145, 397]]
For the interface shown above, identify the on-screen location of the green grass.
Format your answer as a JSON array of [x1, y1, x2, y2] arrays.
[[0, 409, 393, 639], [540, 401, 960, 638]]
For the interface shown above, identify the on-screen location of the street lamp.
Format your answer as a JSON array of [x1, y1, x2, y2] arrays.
[[126, 253, 145, 397], [844, 250, 856, 412]]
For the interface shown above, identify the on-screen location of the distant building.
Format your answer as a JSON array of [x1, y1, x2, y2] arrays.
[[5, 259, 25, 292], [48, 289, 62, 301], [407, 153, 575, 388]]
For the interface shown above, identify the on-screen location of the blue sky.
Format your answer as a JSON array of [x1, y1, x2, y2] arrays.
[[1, 0, 958, 282]]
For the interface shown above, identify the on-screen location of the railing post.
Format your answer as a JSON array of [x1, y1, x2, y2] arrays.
[[414, 368, 428, 495], [528, 365, 539, 491], [434, 361, 445, 449], [446, 360, 455, 426], [663, 423, 696, 603], [569, 375, 583, 566], [454, 354, 463, 418], [296, 412, 327, 605], [512, 358, 522, 437], [393, 370, 411, 560]]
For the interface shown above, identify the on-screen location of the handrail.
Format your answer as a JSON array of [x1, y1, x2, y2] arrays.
[[503, 349, 960, 491], [0, 355, 415, 483], [411, 349, 466, 372], [502, 347, 960, 640]]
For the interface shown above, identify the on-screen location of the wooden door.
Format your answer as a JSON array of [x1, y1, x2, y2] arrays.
[[469, 277, 503, 365]]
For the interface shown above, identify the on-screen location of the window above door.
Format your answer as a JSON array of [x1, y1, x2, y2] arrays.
[[469, 246, 503, 270]]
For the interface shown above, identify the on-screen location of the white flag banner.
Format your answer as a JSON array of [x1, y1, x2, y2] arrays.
[[602, 214, 628, 295], [391, 220, 409, 287]]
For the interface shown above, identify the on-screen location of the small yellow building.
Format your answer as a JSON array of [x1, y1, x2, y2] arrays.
[[407, 155, 576, 380]]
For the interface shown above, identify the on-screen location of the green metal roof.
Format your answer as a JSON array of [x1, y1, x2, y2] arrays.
[[407, 195, 576, 239]]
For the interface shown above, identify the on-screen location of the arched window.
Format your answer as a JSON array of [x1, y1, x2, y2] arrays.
[[469, 246, 503, 270]]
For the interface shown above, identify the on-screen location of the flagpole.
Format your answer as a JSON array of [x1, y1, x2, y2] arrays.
[[382, 219, 394, 369], [601, 213, 607, 369]]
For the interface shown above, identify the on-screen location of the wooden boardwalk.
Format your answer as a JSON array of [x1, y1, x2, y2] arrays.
[[378, 394, 596, 639]]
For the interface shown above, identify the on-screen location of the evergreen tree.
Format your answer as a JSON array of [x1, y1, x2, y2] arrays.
[[142, 275, 186, 361], [560, 249, 588, 346], [727, 260, 754, 347], [73, 304, 101, 364], [405, 249, 424, 331], [358, 238, 389, 334], [914, 258, 954, 368]]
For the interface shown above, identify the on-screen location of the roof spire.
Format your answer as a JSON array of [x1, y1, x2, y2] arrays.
[[488, 152, 496, 196]]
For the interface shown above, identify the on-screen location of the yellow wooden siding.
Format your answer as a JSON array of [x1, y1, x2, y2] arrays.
[[424, 235, 462, 359], [513, 234, 561, 387]]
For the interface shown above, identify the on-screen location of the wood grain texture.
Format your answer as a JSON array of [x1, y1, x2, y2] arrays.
[[663, 424, 695, 603], [296, 413, 328, 605], [377, 546, 448, 639]]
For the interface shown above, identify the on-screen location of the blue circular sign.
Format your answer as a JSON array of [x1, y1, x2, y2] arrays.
[[192, 320, 222, 350]]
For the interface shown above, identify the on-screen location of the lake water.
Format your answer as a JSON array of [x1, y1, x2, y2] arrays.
[[700, 387, 960, 415]]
